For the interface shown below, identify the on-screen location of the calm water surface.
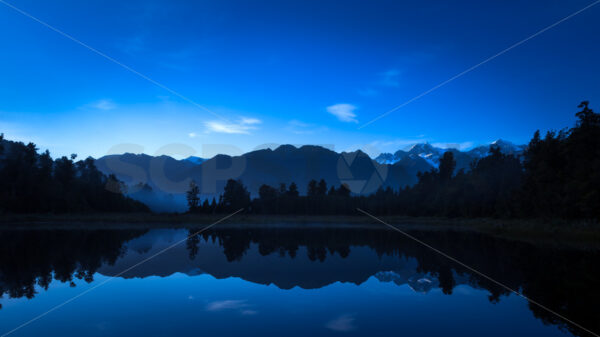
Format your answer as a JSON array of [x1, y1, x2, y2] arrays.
[[0, 226, 598, 336]]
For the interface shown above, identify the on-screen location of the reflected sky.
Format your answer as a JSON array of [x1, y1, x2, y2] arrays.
[[0, 227, 595, 336]]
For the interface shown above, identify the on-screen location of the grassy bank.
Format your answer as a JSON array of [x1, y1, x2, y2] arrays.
[[0, 212, 598, 248]]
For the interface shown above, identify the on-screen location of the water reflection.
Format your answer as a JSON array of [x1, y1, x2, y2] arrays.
[[0, 229, 146, 301], [0, 227, 598, 336]]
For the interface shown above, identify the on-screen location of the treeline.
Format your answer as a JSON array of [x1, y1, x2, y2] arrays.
[[187, 101, 600, 220], [187, 178, 354, 214], [0, 136, 148, 213]]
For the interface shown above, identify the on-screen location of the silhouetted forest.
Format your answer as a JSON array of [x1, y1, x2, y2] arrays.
[[187, 102, 600, 220], [0, 136, 149, 213], [1, 101, 596, 219]]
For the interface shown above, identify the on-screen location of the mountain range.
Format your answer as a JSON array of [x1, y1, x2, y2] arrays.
[[95, 140, 525, 212], [374, 139, 526, 169]]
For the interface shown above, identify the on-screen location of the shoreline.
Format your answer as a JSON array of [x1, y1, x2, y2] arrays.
[[0, 213, 598, 248]]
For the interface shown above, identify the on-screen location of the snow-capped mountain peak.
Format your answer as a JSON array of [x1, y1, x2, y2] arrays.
[[375, 140, 526, 169], [468, 139, 526, 158], [408, 142, 438, 154]]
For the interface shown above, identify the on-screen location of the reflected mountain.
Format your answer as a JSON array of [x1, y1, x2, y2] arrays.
[[97, 228, 473, 293], [0, 227, 598, 337]]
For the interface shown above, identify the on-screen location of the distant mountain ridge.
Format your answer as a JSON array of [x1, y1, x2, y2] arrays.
[[95, 141, 525, 212], [96, 145, 420, 194]]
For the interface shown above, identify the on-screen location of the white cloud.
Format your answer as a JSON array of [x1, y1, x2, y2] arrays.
[[327, 104, 358, 123], [205, 300, 248, 311], [90, 99, 117, 111], [205, 300, 257, 315], [240, 117, 261, 125], [204, 117, 262, 134], [431, 141, 475, 150], [326, 314, 356, 332], [188, 132, 197, 138]]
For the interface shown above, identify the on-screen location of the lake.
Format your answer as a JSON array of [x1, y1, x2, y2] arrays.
[[0, 226, 597, 336]]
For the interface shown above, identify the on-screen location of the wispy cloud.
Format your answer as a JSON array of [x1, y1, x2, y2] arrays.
[[285, 120, 328, 134], [88, 99, 117, 111], [327, 104, 358, 123], [188, 132, 197, 138], [205, 300, 258, 315], [205, 300, 248, 311], [431, 141, 474, 150], [357, 88, 378, 97], [326, 314, 356, 332], [379, 69, 400, 87], [240, 117, 261, 125], [288, 119, 311, 128], [370, 138, 428, 148], [204, 117, 262, 134], [357, 67, 406, 95]]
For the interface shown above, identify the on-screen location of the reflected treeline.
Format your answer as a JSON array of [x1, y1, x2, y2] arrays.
[[189, 227, 600, 337], [0, 229, 146, 305], [0, 227, 597, 336]]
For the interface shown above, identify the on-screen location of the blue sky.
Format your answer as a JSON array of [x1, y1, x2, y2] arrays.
[[1, 0, 599, 158]]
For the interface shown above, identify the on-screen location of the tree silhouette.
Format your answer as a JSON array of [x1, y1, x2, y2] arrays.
[[186, 229, 200, 259], [337, 183, 351, 197], [327, 186, 336, 196], [186, 181, 200, 212], [259, 184, 278, 200], [221, 179, 250, 212], [201, 199, 210, 213], [307, 179, 318, 197], [287, 182, 299, 197], [317, 179, 328, 195], [438, 151, 456, 183]]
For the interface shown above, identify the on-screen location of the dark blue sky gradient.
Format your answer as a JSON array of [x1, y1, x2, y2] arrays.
[[1, 0, 599, 157]]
